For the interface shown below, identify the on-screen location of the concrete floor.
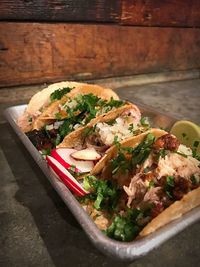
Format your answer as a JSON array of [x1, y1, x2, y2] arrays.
[[0, 79, 200, 266]]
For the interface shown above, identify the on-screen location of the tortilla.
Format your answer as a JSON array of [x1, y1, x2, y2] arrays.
[[139, 186, 200, 237]]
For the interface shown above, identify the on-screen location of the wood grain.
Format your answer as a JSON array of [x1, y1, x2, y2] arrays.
[[0, 23, 200, 87], [0, 0, 120, 22], [1, 1, 200, 28], [121, 0, 200, 27]]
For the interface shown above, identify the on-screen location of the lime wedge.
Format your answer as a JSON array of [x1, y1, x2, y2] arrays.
[[170, 120, 200, 155]]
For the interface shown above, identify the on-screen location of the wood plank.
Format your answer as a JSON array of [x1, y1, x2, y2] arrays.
[[0, 0, 120, 22], [0, 22, 200, 87], [121, 0, 200, 27]]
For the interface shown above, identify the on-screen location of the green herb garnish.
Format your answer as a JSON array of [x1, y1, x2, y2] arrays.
[[106, 119, 116, 126], [105, 98, 124, 110], [175, 151, 188, 158], [140, 117, 150, 127], [148, 180, 155, 188], [106, 215, 140, 241], [28, 117, 32, 123], [157, 148, 168, 159], [111, 133, 155, 175], [192, 141, 200, 160], [128, 123, 135, 133], [82, 175, 121, 211], [53, 94, 124, 140], [68, 165, 77, 177], [165, 175, 175, 199], [55, 112, 62, 120], [113, 135, 120, 148], [41, 147, 51, 156], [190, 175, 199, 185], [54, 134, 61, 146], [50, 87, 72, 101], [83, 125, 97, 137], [106, 209, 144, 241], [166, 176, 174, 187], [144, 167, 150, 173], [193, 140, 199, 148], [58, 119, 73, 138]]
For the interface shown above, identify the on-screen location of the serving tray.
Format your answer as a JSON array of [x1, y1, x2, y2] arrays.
[[4, 103, 200, 260]]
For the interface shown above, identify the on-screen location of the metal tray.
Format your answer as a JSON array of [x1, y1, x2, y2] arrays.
[[4, 103, 200, 261]]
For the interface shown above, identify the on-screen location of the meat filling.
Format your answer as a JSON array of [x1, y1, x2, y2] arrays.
[[83, 108, 144, 153], [123, 135, 200, 211], [26, 128, 58, 151]]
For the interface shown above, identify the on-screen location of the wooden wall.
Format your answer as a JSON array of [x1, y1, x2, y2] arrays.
[[0, 1, 200, 87]]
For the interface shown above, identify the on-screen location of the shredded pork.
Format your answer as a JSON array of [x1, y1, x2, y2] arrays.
[[124, 139, 200, 208]]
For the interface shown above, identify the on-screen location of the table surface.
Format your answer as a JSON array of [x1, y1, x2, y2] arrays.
[[0, 79, 200, 267]]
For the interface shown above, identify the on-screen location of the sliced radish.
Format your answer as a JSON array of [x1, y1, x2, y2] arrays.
[[71, 148, 101, 161], [51, 148, 94, 173], [50, 165, 84, 197], [46, 155, 89, 197]]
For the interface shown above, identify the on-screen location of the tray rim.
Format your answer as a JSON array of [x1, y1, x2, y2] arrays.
[[3, 103, 200, 260]]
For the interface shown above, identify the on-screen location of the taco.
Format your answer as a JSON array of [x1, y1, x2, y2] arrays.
[[18, 81, 83, 132], [23, 85, 127, 152], [57, 102, 151, 161], [18, 81, 119, 133], [79, 129, 200, 241]]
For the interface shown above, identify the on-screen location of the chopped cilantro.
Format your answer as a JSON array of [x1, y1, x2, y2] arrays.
[[157, 148, 168, 159], [113, 135, 120, 148], [165, 176, 175, 199], [75, 94, 99, 116], [190, 175, 198, 185], [44, 126, 52, 139], [105, 98, 124, 110], [28, 117, 32, 123], [193, 141, 199, 148], [166, 190, 173, 199], [128, 123, 135, 133], [130, 133, 155, 166], [144, 167, 150, 173], [53, 94, 124, 140], [54, 134, 61, 146], [112, 151, 129, 174], [59, 119, 73, 138], [98, 99, 107, 107], [106, 209, 143, 241], [166, 176, 174, 187], [192, 141, 200, 160], [192, 148, 200, 161], [106, 119, 116, 126], [55, 112, 62, 120], [41, 147, 51, 156], [50, 87, 72, 101], [68, 165, 77, 177], [83, 125, 96, 137], [111, 133, 155, 175], [68, 94, 101, 124], [140, 117, 150, 127], [148, 180, 155, 188], [175, 151, 188, 158], [82, 175, 121, 211], [83, 175, 94, 191]]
